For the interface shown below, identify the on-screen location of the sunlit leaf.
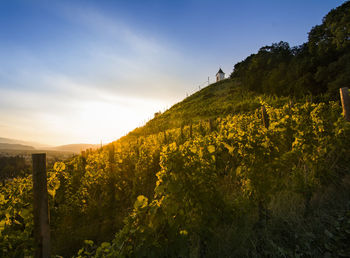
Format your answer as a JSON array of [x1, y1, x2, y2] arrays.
[[134, 195, 148, 210], [53, 162, 66, 172], [208, 145, 215, 153]]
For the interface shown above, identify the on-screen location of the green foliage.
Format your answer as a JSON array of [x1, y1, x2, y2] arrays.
[[0, 176, 34, 256], [231, 2, 350, 98], [129, 79, 289, 137], [0, 156, 30, 182], [70, 100, 349, 257], [1, 97, 349, 257]]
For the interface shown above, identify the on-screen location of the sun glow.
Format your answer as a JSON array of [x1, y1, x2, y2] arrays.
[[42, 94, 169, 146], [72, 95, 167, 144]]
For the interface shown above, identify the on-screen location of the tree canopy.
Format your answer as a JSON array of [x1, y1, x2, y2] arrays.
[[231, 1, 350, 98]]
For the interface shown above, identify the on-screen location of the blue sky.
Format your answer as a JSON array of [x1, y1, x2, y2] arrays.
[[0, 0, 346, 146]]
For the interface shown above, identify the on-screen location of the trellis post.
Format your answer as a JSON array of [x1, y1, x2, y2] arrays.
[[261, 105, 269, 129], [32, 153, 50, 258]]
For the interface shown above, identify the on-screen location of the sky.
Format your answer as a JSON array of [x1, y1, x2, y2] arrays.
[[0, 0, 346, 146]]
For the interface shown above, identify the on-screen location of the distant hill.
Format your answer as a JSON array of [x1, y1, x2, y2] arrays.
[[0, 143, 35, 150], [0, 137, 50, 149], [0, 137, 99, 154], [50, 144, 99, 154]]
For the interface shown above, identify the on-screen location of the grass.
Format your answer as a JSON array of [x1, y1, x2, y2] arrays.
[[128, 79, 290, 137]]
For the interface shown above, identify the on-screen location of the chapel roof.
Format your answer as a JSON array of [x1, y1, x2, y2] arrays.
[[217, 68, 224, 74]]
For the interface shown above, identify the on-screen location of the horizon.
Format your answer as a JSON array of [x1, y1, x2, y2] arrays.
[[0, 0, 345, 146]]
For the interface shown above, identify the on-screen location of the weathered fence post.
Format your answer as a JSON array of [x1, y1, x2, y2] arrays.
[[180, 124, 184, 139], [261, 105, 269, 129], [208, 118, 213, 132], [340, 87, 350, 122], [163, 131, 167, 143], [189, 122, 193, 138], [32, 153, 50, 258]]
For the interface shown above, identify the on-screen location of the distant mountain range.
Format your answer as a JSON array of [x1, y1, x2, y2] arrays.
[[48, 144, 100, 153], [0, 137, 48, 149], [0, 137, 99, 154], [0, 143, 35, 150]]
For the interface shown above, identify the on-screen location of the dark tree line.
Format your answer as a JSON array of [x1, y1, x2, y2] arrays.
[[0, 156, 30, 183], [231, 1, 350, 99]]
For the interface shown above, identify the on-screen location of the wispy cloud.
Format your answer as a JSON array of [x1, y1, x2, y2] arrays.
[[0, 1, 221, 145]]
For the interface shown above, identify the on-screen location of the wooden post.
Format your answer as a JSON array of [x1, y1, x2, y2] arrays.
[[208, 119, 213, 132], [180, 124, 184, 139], [340, 87, 350, 122], [164, 131, 167, 143], [189, 123, 193, 138], [32, 153, 50, 258], [261, 106, 269, 129]]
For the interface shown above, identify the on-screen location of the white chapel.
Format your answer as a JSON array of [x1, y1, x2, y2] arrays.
[[216, 68, 225, 82]]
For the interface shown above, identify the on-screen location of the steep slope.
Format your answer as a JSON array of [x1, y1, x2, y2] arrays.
[[71, 96, 350, 258], [2, 74, 350, 257], [129, 79, 289, 137]]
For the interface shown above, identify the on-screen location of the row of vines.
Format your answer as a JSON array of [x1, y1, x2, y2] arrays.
[[1, 100, 350, 257]]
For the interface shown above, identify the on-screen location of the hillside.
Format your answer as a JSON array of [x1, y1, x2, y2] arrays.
[[58, 94, 349, 257], [129, 79, 289, 137], [0, 2, 350, 257], [2, 82, 348, 257], [131, 1, 350, 137]]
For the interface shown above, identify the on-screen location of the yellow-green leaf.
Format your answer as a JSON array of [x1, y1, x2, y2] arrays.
[[53, 162, 66, 172], [134, 195, 148, 210], [180, 229, 188, 235], [208, 145, 215, 153], [0, 194, 7, 205], [0, 220, 6, 232]]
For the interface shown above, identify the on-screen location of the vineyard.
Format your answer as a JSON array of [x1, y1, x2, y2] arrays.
[[1, 97, 350, 257], [1, 1, 350, 257]]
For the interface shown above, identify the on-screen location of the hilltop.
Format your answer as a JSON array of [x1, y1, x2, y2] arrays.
[[129, 1, 350, 138], [129, 79, 288, 138]]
